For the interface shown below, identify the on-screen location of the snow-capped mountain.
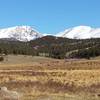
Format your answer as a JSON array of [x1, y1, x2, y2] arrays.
[[57, 26, 100, 39], [1, 25, 100, 41], [0, 26, 42, 42]]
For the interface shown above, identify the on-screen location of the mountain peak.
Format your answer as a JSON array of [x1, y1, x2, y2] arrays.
[[56, 26, 100, 39], [0, 26, 42, 42], [73, 25, 92, 30]]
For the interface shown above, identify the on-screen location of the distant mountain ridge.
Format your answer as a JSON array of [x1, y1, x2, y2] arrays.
[[0, 25, 100, 41], [57, 26, 100, 39], [0, 26, 42, 42]]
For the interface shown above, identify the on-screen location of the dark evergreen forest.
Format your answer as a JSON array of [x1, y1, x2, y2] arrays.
[[0, 36, 100, 59]]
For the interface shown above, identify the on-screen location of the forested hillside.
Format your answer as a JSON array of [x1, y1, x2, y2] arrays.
[[0, 36, 100, 59], [30, 36, 100, 59]]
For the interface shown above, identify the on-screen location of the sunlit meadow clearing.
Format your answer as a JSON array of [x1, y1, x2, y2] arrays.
[[0, 55, 100, 100]]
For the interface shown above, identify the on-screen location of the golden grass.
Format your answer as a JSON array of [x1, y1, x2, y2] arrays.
[[0, 55, 100, 99]]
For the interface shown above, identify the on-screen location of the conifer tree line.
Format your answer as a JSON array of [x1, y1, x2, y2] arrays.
[[0, 36, 100, 59]]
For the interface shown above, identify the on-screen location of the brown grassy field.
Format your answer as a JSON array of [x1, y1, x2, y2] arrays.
[[0, 55, 100, 100]]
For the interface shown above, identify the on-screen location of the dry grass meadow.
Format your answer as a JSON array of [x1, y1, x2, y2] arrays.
[[0, 55, 100, 100]]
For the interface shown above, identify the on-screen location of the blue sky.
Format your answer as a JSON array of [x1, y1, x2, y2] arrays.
[[0, 0, 100, 34]]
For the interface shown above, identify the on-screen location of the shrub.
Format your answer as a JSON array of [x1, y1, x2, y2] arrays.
[[0, 56, 4, 61]]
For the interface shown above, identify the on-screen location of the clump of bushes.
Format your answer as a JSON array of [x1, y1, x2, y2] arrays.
[[0, 56, 4, 61]]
